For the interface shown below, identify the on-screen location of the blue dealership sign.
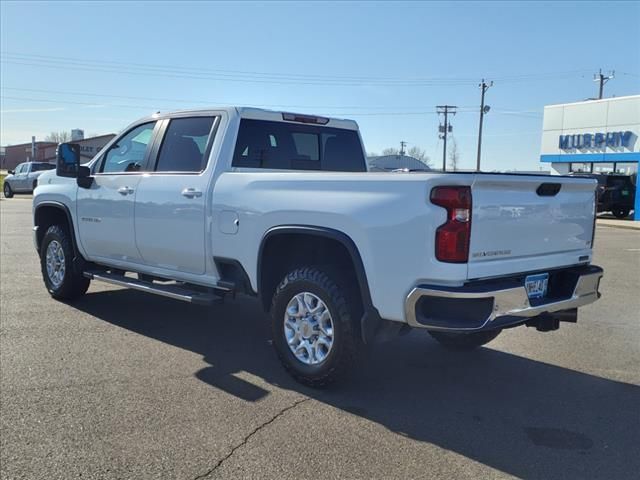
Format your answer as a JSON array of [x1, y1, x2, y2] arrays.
[[559, 131, 633, 149]]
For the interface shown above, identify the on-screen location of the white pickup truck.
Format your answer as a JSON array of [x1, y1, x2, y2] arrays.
[[33, 107, 603, 386]]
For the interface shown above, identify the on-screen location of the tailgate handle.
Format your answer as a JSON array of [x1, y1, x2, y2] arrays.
[[536, 183, 561, 196]]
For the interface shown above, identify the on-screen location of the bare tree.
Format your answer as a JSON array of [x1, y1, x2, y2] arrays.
[[45, 131, 70, 143], [408, 146, 432, 167], [382, 147, 399, 156], [447, 137, 460, 171]]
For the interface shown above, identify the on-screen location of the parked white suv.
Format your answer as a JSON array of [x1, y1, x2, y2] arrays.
[[4, 162, 55, 198], [33, 107, 603, 386]]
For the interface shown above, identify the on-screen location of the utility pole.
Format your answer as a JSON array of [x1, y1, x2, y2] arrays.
[[594, 69, 614, 99], [399, 141, 407, 156], [436, 105, 456, 171], [476, 79, 493, 172]]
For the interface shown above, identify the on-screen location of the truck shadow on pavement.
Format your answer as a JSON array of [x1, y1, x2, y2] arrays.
[[74, 289, 640, 480]]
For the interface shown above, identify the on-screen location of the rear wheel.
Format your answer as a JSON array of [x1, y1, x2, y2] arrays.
[[271, 267, 361, 387], [40, 225, 90, 300], [3, 183, 13, 198], [429, 329, 501, 351], [612, 207, 630, 219]]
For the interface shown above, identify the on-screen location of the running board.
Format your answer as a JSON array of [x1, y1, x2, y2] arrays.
[[83, 271, 223, 306]]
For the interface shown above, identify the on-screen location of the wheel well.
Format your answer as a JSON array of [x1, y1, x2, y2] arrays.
[[259, 231, 366, 314], [34, 205, 73, 253]]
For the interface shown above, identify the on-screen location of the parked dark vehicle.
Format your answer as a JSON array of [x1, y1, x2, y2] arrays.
[[572, 173, 636, 219]]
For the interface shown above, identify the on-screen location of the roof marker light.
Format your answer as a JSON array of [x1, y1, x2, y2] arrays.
[[282, 113, 329, 125]]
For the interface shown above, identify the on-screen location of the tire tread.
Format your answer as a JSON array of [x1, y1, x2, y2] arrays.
[[40, 225, 90, 300], [271, 267, 360, 387]]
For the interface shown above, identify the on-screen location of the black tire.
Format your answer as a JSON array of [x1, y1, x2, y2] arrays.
[[40, 225, 90, 300], [428, 329, 501, 351], [271, 267, 361, 387], [3, 182, 13, 198], [612, 207, 630, 219]]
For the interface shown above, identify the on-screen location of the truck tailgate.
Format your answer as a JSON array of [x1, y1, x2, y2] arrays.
[[467, 175, 596, 279]]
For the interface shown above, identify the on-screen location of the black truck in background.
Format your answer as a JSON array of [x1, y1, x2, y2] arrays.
[[572, 173, 636, 219]]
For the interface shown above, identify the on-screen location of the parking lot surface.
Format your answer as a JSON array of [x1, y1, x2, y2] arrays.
[[1, 197, 639, 479]]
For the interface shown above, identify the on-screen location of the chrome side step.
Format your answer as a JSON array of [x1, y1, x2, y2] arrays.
[[83, 271, 223, 306]]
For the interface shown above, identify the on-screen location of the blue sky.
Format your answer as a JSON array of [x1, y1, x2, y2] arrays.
[[1, 1, 639, 171]]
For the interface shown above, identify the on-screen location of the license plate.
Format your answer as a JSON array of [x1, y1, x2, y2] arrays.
[[525, 273, 549, 300]]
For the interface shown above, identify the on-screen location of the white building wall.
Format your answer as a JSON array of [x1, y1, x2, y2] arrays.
[[540, 94, 640, 219], [540, 95, 640, 160]]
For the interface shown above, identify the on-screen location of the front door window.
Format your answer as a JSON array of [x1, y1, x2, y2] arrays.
[[100, 122, 156, 173]]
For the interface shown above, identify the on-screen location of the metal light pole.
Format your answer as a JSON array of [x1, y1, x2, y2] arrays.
[[476, 79, 493, 172]]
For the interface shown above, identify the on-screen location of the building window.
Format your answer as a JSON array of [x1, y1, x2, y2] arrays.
[[593, 163, 615, 174], [614, 162, 638, 175], [569, 162, 592, 173]]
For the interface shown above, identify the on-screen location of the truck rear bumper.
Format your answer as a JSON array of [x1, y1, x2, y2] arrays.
[[405, 265, 603, 332]]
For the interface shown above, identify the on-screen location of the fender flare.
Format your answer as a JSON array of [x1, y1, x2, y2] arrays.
[[257, 225, 383, 343], [33, 201, 84, 266]]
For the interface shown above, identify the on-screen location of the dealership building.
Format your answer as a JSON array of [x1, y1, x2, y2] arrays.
[[1, 132, 115, 171], [540, 94, 639, 220]]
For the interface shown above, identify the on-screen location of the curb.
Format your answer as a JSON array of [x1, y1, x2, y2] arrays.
[[597, 222, 640, 231]]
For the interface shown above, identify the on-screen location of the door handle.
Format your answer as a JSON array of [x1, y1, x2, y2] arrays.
[[117, 186, 134, 195], [181, 187, 203, 198]]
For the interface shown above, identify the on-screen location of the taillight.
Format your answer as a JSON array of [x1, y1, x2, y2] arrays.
[[430, 186, 472, 263]]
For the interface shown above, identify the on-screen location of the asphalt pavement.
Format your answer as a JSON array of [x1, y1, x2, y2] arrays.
[[1, 196, 639, 479]]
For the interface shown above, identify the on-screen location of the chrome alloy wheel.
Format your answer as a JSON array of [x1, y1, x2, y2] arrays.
[[45, 240, 66, 288], [284, 292, 335, 365]]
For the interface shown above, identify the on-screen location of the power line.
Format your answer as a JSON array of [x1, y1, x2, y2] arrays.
[[0, 51, 479, 83], [0, 51, 596, 87], [0, 86, 480, 111], [0, 94, 543, 120], [0, 57, 478, 87]]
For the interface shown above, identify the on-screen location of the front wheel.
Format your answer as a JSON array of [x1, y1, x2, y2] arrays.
[[3, 182, 13, 198], [271, 267, 361, 387], [428, 329, 501, 351], [40, 225, 90, 300]]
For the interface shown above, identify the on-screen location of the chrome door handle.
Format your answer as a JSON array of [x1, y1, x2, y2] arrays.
[[117, 186, 134, 195], [181, 188, 203, 198]]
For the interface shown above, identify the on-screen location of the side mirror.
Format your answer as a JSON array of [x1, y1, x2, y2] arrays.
[[7, 170, 14, 175], [56, 143, 93, 188], [77, 166, 93, 188], [56, 143, 81, 178]]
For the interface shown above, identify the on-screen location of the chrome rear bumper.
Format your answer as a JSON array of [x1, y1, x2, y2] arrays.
[[405, 266, 603, 332]]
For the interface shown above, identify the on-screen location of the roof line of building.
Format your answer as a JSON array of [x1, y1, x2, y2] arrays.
[[544, 94, 640, 109], [2, 133, 116, 148]]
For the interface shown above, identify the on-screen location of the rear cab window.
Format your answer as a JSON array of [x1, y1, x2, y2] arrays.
[[232, 119, 366, 172], [31, 163, 55, 172]]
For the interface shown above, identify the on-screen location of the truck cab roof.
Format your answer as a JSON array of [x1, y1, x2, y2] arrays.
[[136, 106, 360, 131]]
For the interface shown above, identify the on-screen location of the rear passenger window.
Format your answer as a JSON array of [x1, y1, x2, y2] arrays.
[[232, 119, 366, 172], [155, 117, 215, 173]]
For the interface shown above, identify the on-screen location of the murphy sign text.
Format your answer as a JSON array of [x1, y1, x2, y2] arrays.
[[559, 131, 633, 150]]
